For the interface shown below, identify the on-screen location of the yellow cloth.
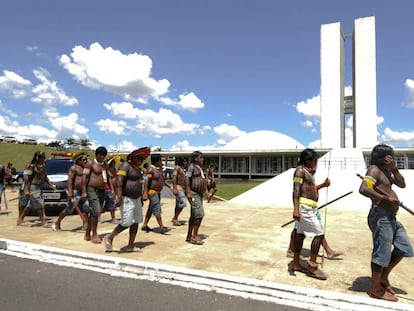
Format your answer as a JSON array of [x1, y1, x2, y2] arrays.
[[293, 176, 303, 184], [118, 169, 127, 176], [148, 189, 160, 195], [299, 197, 318, 208], [364, 176, 376, 190]]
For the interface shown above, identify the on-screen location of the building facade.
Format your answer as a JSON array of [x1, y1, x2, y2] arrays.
[[320, 16, 377, 149]]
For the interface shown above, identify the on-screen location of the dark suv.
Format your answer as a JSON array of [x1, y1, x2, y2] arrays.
[[42, 157, 74, 213], [19, 155, 74, 215]]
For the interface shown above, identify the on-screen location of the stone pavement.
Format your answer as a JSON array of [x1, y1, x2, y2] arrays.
[[0, 188, 413, 310]]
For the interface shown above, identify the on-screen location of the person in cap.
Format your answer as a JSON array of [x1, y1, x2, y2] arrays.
[[81, 146, 112, 244], [52, 151, 90, 231], [17, 151, 56, 226], [141, 153, 172, 234], [103, 147, 150, 252]]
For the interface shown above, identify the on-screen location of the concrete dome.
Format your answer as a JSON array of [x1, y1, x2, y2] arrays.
[[223, 130, 304, 151]]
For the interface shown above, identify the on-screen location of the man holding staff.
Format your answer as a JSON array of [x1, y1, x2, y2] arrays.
[[359, 144, 413, 302], [291, 148, 328, 280]]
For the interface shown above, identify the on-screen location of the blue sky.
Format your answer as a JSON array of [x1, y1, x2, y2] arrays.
[[0, 0, 413, 152]]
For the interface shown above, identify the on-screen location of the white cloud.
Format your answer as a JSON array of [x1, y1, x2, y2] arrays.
[[49, 113, 89, 140], [159, 92, 204, 112], [0, 70, 32, 99], [302, 120, 313, 128], [403, 79, 414, 108], [296, 95, 320, 119], [104, 101, 201, 137], [96, 119, 127, 135], [60, 42, 204, 111], [32, 68, 78, 106], [213, 123, 246, 145], [170, 139, 217, 151], [381, 128, 414, 147], [59, 42, 170, 103], [0, 100, 18, 118], [107, 140, 138, 153]]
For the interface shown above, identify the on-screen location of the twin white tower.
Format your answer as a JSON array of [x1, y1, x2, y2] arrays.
[[320, 16, 377, 148]]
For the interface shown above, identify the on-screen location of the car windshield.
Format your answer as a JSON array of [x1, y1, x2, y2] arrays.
[[45, 160, 73, 175]]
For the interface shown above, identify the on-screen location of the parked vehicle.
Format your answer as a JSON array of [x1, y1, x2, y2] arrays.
[[22, 138, 37, 145], [3, 136, 16, 143]]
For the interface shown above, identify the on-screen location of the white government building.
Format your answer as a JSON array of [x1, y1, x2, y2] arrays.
[[157, 16, 414, 208]]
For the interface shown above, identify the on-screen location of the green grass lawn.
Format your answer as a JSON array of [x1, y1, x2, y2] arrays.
[[214, 179, 267, 200]]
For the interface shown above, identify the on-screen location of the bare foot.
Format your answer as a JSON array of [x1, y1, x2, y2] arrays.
[[16, 219, 26, 226], [52, 223, 61, 231]]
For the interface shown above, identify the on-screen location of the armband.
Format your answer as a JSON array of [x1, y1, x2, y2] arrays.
[[117, 169, 127, 176], [293, 176, 303, 184], [364, 176, 376, 190]]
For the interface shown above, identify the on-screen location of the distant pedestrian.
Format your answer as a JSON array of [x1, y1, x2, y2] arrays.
[[206, 163, 217, 203], [171, 157, 188, 226], [82, 146, 113, 244], [142, 154, 172, 234], [0, 163, 6, 211], [4, 162, 15, 186], [103, 147, 150, 252], [185, 151, 208, 245]]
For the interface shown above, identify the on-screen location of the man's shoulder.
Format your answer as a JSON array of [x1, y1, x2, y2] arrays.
[[293, 165, 305, 176]]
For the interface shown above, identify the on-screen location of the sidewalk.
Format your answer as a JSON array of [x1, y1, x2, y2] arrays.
[[1, 188, 413, 310]]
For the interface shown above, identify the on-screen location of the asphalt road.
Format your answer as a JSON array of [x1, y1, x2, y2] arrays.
[[0, 253, 307, 311]]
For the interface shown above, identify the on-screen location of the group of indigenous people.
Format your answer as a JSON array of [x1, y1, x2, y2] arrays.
[[14, 147, 211, 250], [11, 143, 412, 302], [290, 145, 413, 302]]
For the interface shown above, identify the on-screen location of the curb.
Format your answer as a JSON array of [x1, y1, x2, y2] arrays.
[[0, 238, 412, 311]]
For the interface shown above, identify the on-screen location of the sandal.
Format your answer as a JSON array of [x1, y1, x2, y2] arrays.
[[291, 265, 308, 274], [171, 219, 181, 226], [91, 236, 102, 244], [381, 282, 396, 295], [368, 291, 398, 302], [190, 238, 204, 245], [325, 250, 343, 259], [141, 225, 152, 232], [307, 261, 327, 280]]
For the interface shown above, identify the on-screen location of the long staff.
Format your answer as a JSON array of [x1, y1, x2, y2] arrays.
[[321, 154, 331, 266], [2, 188, 8, 210], [356, 173, 414, 216], [9, 190, 42, 202], [280, 191, 353, 228]]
